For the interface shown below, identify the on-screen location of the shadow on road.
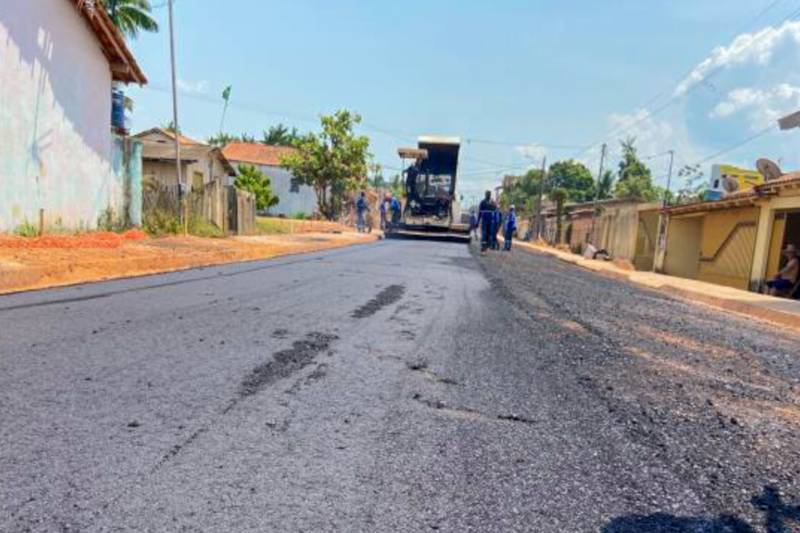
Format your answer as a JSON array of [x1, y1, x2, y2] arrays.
[[602, 486, 800, 533]]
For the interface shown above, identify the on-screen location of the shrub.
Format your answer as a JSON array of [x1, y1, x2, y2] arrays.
[[143, 208, 181, 236], [13, 220, 39, 237]]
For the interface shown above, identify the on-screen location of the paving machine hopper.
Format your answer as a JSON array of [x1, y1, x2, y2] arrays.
[[387, 136, 470, 242]]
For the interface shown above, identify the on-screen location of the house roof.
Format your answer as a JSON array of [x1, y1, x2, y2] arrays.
[[222, 142, 297, 167], [141, 143, 236, 176], [132, 127, 204, 146], [665, 171, 800, 216], [72, 0, 147, 84]]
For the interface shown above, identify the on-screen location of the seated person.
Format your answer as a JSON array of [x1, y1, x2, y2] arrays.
[[766, 244, 799, 296]]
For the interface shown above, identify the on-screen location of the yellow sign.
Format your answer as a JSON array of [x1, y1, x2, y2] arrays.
[[711, 164, 763, 194]]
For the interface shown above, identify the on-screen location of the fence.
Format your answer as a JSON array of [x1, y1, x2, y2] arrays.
[[142, 178, 255, 235]]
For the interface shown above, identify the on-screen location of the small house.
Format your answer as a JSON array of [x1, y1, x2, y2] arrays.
[[0, 0, 147, 230], [222, 142, 317, 216], [134, 128, 235, 191]]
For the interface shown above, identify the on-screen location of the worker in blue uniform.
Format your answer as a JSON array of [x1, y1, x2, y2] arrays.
[[491, 208, 502, 250], [390, 194, 402, 226], [355, 191, 368, 232], [478, 191, 496, 252], [468, 209, 479, 241], [503, 205, 517, 251]]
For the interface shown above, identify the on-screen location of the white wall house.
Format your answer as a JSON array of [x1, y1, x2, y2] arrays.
[[222, 143, 318, 217], [0, 0, 147, 231]]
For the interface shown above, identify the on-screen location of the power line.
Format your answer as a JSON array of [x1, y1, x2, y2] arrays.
[[574, 1, 800, 159], [692, 125, 776, 166], [465, 138, 589, 150]]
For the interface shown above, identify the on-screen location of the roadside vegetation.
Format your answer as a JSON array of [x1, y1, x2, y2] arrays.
[[500, 137, 668, 244]]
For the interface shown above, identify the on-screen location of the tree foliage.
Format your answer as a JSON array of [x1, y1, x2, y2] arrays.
[[597, 170, 615, 200], [105, 0, 159, 39], [675, 164, 706, 205], [234, 164, 279, 211], [263, 124, 301, 147], [548, 160, 595, 203], [500, 169, 544, 211], [280, 110, 370, 220], [614, 138, 658, 201], [206, 133, 238, 148]]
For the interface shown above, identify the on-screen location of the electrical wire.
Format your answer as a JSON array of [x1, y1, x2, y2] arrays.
[[574, 1, 800, 159]]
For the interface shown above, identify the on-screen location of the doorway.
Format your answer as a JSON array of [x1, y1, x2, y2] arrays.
[[766, 211, 800, 278]]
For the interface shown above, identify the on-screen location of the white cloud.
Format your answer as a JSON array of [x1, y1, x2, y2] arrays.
[[176, 78, 209, 94], [675, 20, 800, 96], [709, 83, 800, 129], [593, 108, 704, 187]]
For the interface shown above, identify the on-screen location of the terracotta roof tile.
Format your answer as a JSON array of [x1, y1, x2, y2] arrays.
[[222, 143, 297, 167]]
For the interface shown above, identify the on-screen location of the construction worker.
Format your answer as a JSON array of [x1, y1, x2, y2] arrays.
[[379, 193, 389, 230], [503, 205, 517, 251], [355, 191, 368, 233], [468, 209, 479, 241], [491, 206, 502, 250], [478, 191, 496, 252], [390, 194, 402, 226]]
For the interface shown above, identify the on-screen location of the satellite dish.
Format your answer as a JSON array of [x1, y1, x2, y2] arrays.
[[757, 158, 783, 181], [721, 176, 740, 193]]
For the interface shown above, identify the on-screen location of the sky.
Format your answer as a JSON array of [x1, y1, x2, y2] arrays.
[[126, 0, 800, 202]]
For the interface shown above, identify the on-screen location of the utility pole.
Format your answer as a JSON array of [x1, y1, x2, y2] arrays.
[[589, 143, 607, 242], [167, 0, 186, 235], [663, 149, 675, 208], [535, 156, 547, 240], [654, 149, 676, 273]]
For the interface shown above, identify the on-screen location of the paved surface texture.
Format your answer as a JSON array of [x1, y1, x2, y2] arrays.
[[1, 241, 799, 532]]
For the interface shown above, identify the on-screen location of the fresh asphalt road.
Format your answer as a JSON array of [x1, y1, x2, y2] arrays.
[[1, 240, 799, 532]]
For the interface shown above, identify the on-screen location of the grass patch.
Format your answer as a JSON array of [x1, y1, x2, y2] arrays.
[[256, 217, 296, 235], [188, 216, 225, 238], [13, 220, 39, 237]]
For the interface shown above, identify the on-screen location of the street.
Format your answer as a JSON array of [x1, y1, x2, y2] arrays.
[[2, 240, 799, 532]]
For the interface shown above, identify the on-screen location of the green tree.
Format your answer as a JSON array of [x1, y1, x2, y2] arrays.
[[675, 164, 705, 205], [105, 0, 159, 39], [614, 138, 658, 201], [368, 162, 385, 188], [548, 160, 595, 202], [234, 164, 279, 211], [500, 169, 544, 211], [616, 137, 652, 184], [262, 124, 301, 147], [280, 110, 370, 220], [596, 170, 615, 200], [162, 120, 180, 134], [207, 133, 239, 148]]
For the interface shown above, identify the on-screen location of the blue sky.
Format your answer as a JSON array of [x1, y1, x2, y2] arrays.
[[127, 0, 800, 200]]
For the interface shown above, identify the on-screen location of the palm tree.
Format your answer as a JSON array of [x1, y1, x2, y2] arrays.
[[105, 0, 159, 39]]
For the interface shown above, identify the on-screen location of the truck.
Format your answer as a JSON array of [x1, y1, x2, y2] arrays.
[[387, 136, 470, 242]]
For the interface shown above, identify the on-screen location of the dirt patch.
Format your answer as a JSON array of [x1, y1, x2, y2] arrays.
[[239, 332, 338, 398], [633, 323, 739, 359], [0, 231, 376, 295], [352, 284, 406, 319]]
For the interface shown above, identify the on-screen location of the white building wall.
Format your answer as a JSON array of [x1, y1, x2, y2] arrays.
[[0, 0, 124, 230], [229, 161, 317, 216]]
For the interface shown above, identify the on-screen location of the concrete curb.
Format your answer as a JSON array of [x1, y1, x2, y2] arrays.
[[514, 241, 800, 333]]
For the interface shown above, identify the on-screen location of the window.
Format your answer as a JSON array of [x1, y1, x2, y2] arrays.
[[290, 178, 300, 193]]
